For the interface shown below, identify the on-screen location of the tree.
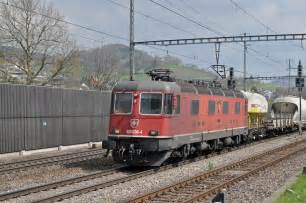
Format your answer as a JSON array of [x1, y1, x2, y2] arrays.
[[0, 0, 77, 85], [82, 47, 119, 90]]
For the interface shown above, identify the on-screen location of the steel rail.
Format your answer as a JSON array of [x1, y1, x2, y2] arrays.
[[32, 169, 157, 203], [28, 152, 238, 202], [31, 133, 298, 203], [0, 165, 125, 201], [184, 142, 306, 203], [0, 149, 103, 169], [0, 149, 105, 175], [0, 143, 250, 201], [127, 138, 306, 203]]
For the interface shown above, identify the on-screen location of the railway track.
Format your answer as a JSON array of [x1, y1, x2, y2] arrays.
[[0, 149, 105, 175], [0, 134, 293, 203], [0, 165, 125, 201], [0, 155, 207, 202], [127, 138, 306, 203]]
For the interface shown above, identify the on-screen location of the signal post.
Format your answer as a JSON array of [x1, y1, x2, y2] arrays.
[[296, 60, 304, 135]]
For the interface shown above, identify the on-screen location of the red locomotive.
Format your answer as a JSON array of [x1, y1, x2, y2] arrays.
[[103, 69, 248, 166]]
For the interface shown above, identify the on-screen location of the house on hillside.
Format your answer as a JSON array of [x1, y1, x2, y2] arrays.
[[0, 63, 64, 87]]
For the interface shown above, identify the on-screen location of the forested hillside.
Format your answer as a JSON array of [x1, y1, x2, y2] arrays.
[[79, 44, 215, 80]]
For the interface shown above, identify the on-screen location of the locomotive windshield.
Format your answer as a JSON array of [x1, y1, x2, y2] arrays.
[[140, 93, 162, 114], [114, 93, 133, 114]]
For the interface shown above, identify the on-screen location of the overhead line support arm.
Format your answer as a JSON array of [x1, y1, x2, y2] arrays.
[[134, 33, 306, 46]]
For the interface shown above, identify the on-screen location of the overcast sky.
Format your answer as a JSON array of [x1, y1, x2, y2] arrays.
[[49, 0, 306, 77]]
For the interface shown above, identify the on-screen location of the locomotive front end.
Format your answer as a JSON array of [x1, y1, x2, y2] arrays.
[[103, 80, 180, 166]]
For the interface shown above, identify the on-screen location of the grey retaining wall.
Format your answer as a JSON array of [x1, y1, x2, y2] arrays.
[[0, 84, 111, 154]]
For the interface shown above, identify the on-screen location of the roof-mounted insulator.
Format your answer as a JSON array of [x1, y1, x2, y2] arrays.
[[146, 69, 175, 81], [187, 79, 222, 88]]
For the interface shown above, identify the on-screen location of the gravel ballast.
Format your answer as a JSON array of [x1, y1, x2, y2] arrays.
[[221, 151, 306, 203], [59, 134, 306, 203], [0, 157, 116, 193]]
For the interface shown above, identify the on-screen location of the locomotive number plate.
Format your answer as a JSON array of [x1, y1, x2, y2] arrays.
[[126, 129, 143, 135]]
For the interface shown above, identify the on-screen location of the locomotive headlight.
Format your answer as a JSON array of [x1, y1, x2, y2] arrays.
[[149, 130, 159, 136], [114, 129, 120, 134]]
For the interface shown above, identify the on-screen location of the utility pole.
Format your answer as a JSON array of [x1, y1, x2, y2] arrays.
[[296, 60, 304, 135], [129, 0, 135, 81], [288, 59, 291, 94], [243, 33, 247, 91]]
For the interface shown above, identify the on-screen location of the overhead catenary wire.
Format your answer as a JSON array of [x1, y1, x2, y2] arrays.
[[18, 0, 284, 74], [0, 0, 286, 76], [0, 1, 129, 42], [103, 0, 197, 36], [147, 0, 224, 36], [71, 33, 105, 45], [0, 0, 212, 68], [160, 0, 198, 16], [178, 0, 201, 15], [147, 0, 286, 68], [229, 0, 304, 51], [229, 0, 276, 34], [103, 0, 218, 67], [144, 45, 212, 65], [157, 0, 237, 64]]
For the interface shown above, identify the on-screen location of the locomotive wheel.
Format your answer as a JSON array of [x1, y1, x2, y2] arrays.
[[182, 144, 190, 159]]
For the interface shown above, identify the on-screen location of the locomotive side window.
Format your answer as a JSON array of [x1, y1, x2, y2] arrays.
[[140, 93, 162, 114], [235, 102, 241, 114], [191, 100, 199, 115], [114, 93, 133, 114], [208, 100, 215, 115], [223, 101, 229, 114], [164, 94, 173, 114], [110, 93, 114, 113], [175, 95, 181, 114]]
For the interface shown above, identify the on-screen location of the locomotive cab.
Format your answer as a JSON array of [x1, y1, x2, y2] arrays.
[[103, 80, 181, 166], [110, 91, 177, 137]]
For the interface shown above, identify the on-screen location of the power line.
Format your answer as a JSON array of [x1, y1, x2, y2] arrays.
[[72, 33, 211, 66], [160, 0, 191, 16], [0, 0, 213, 69], [157, 0, 283, 72], [0, 0, 285, 74], [147, 0, 285, 68], [71, 33, 105, 45], [178, 0, 200, 15], [0, 1, 129, 42], [144, 45, 212, 65], [103, 0, 196, 36], [248, 47, 283, 65], [147, 0, 223, 36], [229, 0, 276, 34], [101, 0, 214, 66], [144, 0, 241, 66], [229, 0, 304, 51], [157, 1, 281, 68], [154, 1, 276, 70]]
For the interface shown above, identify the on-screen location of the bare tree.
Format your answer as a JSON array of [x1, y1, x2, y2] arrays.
[[82, 47, 119, 90], [0, 0, 77, 85]]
